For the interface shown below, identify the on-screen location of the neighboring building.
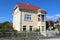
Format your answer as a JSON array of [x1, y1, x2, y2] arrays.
[[54, 18, 60, 27], [13, 3, 47, 36], [46, 20, 54, 30], [54, 18, 60, 30]]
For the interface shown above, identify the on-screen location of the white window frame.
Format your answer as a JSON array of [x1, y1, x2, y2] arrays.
[[30, 26, 32, 31], [42, 26, 44, 32], [24, 14, 31, 21], [23, 26, 26, 31], [42, 15, 44, 22]]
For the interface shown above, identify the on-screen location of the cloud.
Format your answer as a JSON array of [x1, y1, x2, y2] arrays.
[[0, 17, 6, 19], [46, 16, 54, 18], [46, 14, 60, 21], [55, 14, 60, 17]]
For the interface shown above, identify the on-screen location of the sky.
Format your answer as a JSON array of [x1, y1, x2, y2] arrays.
[[0, 0, 60, 23]]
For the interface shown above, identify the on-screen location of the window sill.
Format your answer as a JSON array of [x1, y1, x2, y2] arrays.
[[41, 21, 46, 22], [38, 21, 46, 22]]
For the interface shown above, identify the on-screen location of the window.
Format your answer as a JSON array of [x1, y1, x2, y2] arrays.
[[24, 14, 31, 21], [42, 15, 44, 21], [30, 26, 32, 31], [23, 26, 26, 31], [42, 26, 44, 32], [38, 15, 41, 21]]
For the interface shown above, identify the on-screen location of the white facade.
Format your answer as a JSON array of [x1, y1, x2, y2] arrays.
[[13, 7, 20, 31], [13, 4, 47, 36]]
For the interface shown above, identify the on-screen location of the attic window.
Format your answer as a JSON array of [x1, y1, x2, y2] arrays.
[[14, 7, 17, 11]]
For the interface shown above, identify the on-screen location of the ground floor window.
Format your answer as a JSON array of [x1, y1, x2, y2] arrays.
[[30, 26, 32, 31], [42, 26, 44, 32], [23, 26, 26, 31]]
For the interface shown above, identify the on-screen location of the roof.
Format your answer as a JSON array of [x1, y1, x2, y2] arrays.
[[48, 20, 51, 24], [54, 22, 58, 23], [17, 3, 40, 11], [58, 18, 60, 19]]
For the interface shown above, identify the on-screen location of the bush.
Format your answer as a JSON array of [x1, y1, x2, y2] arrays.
[[0, 28, 17, 37], [34, 29, 40, 32]]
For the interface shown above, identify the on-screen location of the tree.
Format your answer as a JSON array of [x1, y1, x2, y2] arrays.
[[50, 21, 54, 27], [46, 20, 54, 30], [2, 21, 13, 29], [46, 21, 49, 30], [0, 21, 15, 32]]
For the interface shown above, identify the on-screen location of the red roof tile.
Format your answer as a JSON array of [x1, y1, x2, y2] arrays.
[[18, 3, 40, 11]]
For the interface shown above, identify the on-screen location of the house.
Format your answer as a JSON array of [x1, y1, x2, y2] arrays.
[[12, 3, 47, 36], [54, 18, 60, 30]]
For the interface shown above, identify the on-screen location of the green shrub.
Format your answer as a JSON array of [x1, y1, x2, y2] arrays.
[[34, 29, 40, 32]]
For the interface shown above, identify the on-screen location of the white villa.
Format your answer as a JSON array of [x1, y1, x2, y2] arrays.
[[13, 3, 47, 36]]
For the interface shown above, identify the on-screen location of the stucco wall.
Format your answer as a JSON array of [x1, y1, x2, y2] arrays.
[[13, 8, 21, 31], [21, 12, 38, 31], [38, 13, 46, 36]]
